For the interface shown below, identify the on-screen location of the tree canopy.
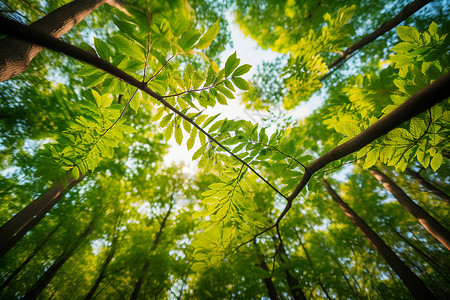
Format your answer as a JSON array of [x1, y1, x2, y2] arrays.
[[0, 0, 449, 299]]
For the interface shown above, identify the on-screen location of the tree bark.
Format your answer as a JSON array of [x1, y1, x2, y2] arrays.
[[322, 178, 436, 299], [326, 0, 432, 71], [130, 204, 173, 300], [277, 242, 307, 300], [0, 0, 126, 82], [0, 174, 84, 259], [0, 224, 60, 292], [23, 219, 95, 299], [404, 168, 450, 205], [370, 168, 450, 250]]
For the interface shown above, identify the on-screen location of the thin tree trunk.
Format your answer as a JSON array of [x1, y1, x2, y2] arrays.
[[404, 168, 450, 205], [23, 219, 95, 299], [0, 174, 84, 259], [257, 252, 280, 300], [277, 242, 307, 300], [322, 179, 436, 299], [293, 229, 332, 300], [130, 204, 173, 300], [325, 0, 432, 72], [390, 226, 450, 281], [0, 224, 60, 292], [0, 0, 126, 81], [324, 245, 360, 300], [84, 236, 118, 300], [370, 168, 450, 250]]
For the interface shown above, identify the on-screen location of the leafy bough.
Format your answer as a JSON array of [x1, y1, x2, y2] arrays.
[[2, 15, 449, 255]]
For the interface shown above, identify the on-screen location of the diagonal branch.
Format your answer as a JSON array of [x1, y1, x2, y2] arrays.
[[0, 16, 286, 200]]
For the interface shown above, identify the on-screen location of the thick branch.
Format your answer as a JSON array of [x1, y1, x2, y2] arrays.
[[274, 71, 450, 226], [0, 0, 127, 81]]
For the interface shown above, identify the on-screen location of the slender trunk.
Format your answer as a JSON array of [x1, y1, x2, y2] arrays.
[[370, 168, 450, 250], [84, 237, 118, 300], [325, 0, 432, 71], [0, 0, 126, 81], [391, 227, 450, 281], [23, 219, 95, 299], [277, 242, 307, 300], [293, 230, 331, 300], [324, 245, 360, 300], [0, 174, 84, 259], [257, 253, 280, 300], [130, 205, 173, 300], [0, 224, 60, 292], [404, 168, 450, 205], [322, 179, 436, 299]]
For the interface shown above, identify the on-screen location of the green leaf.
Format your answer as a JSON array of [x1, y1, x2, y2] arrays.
[[187, 135, 195, 150], [225, 52, 240, 77], [193, 143, 207, 160], [397, 26, 420, 43], [231, 77, 250, 90], [71, 166, 80, 180], [430, 152, 443, 171], [195, 20, 220, 49], [152, 107, 165, 122], [232, 64, 252, 77], [164, 120, 174, 142], [216, 84, 235, 99], [175, 126, 183, 145], [216, 93, 227, 105], [111, 35, 145, 61], [130, 95, 140, 113], [363, 149, 379, 169], [180, 29, 201, 50], [184, 64, 194, 89], [94, 37, 110, 60]]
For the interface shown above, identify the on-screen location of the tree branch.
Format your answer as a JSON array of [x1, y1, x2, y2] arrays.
[[0, 16, 285, 199]]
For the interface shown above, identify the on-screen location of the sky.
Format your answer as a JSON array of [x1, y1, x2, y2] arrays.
[[163, 11, 323, 170]]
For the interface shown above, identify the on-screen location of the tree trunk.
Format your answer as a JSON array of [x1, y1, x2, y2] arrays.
[[84, 236, 118, 300], [23, 219, 95, 299], [257, 253, 280, 300], [130, 205, 173, 300], [370, 168, 450, 250], [277, 242, 307, 300], [0, 0, 126, 82], [325, 0, 432, 72], [0, 224, 60, 292], [404, 168, 450, 205], [390, 226, 450, 281], [0, 174, 84, 259], [324, 244, 360, 299], [321, 178, 436, 299], [294, 231, 332, 300]]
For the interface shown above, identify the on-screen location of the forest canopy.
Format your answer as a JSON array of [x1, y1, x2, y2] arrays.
[[0, 0, 449, 299]]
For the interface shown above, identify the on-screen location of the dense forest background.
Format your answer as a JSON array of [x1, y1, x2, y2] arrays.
[[0, 0, 449, 299]]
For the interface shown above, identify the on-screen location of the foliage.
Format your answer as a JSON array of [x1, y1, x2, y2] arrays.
[[0, 0, 449, 299]]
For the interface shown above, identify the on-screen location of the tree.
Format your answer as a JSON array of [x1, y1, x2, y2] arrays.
[[321, 178, 436, 299], [0, 0, 449, 298], [370, 168, 450, 250]]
